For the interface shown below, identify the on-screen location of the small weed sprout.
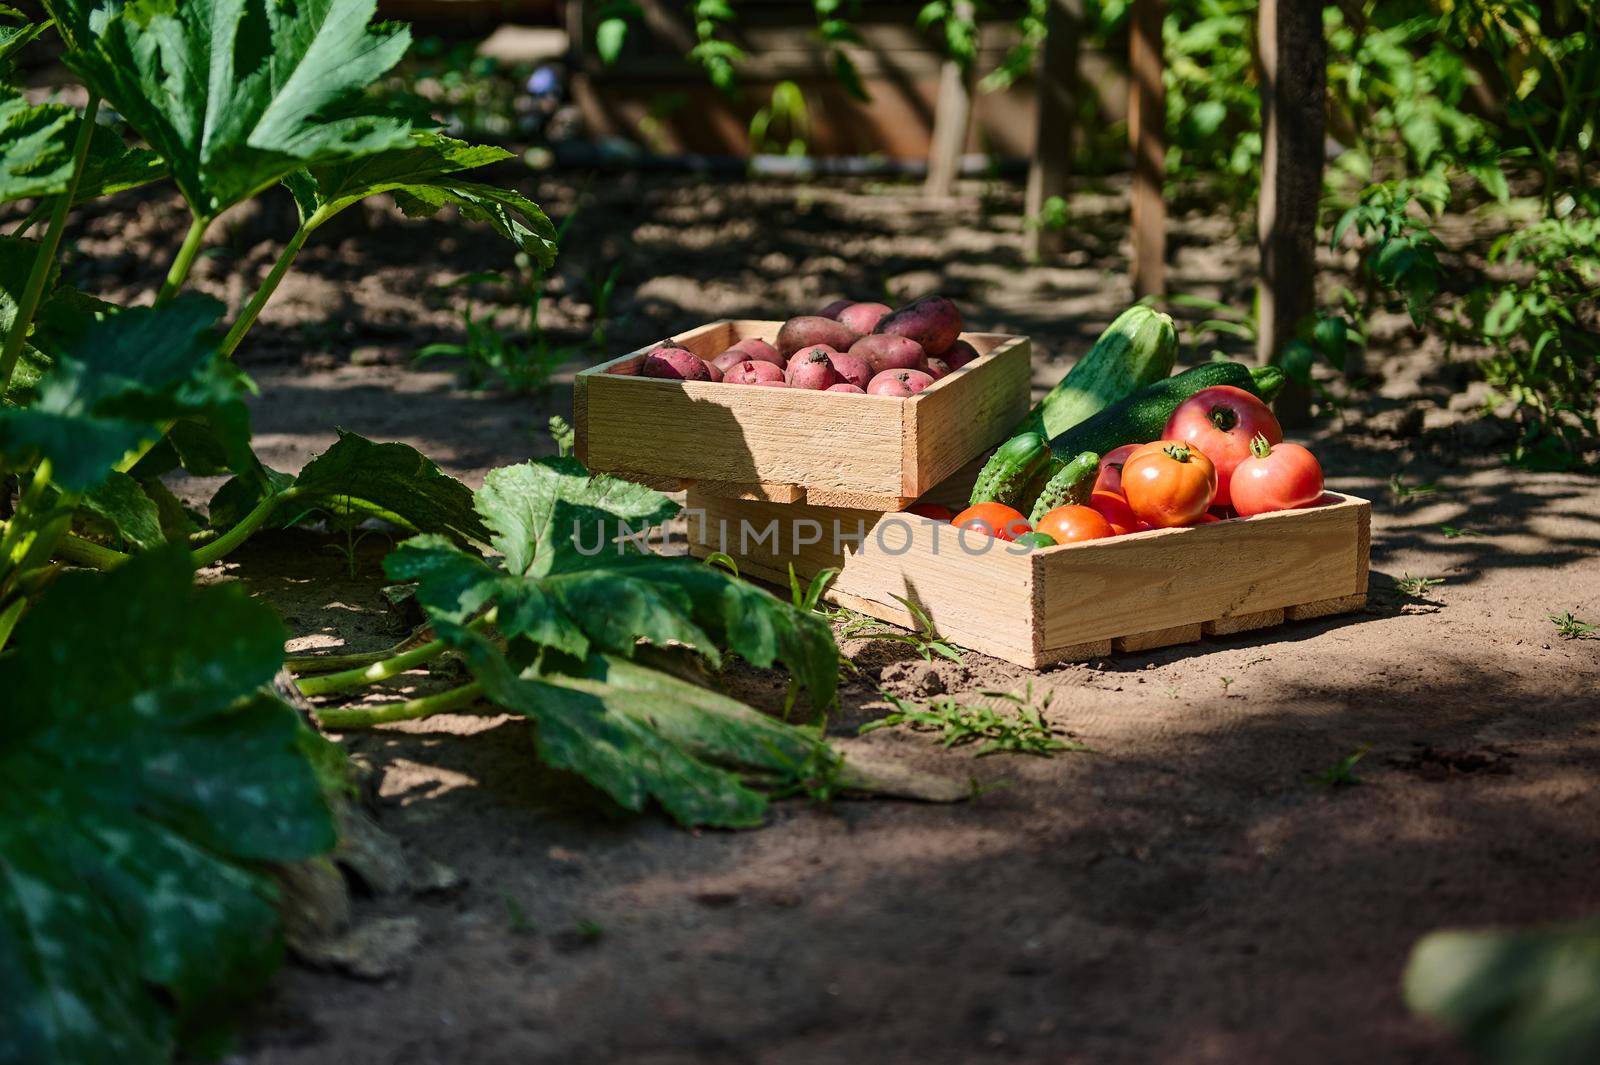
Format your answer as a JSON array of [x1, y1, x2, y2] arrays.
[[1439, 525, 1480, 539], [548, 414, 576, 457], [1395, 573, 1444, 598], [862, 685, 1087, 758], [834, 594, 962, 663], [1388, 473, 1441, 502], [1313, 747, 1369, 787], [1548, 611, 1597, 640]]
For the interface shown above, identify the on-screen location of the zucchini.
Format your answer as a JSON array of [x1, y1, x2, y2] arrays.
[[1018, 306, 1179, 439], [1013, 362, 1284, 514], [968, 432, 1050, 507], [1028, 451, 1099, 524]]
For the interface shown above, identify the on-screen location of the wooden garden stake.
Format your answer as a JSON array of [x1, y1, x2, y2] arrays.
[[1128, 0, 1167, 297], [1024, 0, 1083, 260], [1256, 0, 1327, 425], [926, 0, 978, 198]]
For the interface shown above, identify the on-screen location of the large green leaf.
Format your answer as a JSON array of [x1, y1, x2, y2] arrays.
[[284, 131, 557, 267], [80, 470, 164, 549], [0, 295, 249, 490], [1405, 919, 1600, 1065], [0, 10, 48, 72], [57, 0, 414, 218], [0, 546, 335, 1064], [207, 430, 489, 545], [0, 90, 166, 209]]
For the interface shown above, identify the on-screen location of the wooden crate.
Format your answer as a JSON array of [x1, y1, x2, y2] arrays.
[[574, 320, 1032, 511], [684, 487, 1372, 669]]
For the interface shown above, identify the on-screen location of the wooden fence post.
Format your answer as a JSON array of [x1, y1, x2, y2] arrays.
[[1256, 0, 1327, 424], [1128, 0, 1166, 298], [1024, 0, 1082, 260], [926, 0, 977, 198]]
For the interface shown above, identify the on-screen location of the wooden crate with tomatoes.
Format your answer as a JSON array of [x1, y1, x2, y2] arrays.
[[573, 296, 1032, 511], [679, 303, 1370, 668]]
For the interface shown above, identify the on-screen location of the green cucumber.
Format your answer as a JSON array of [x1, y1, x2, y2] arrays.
[[1019, 306, 1180, 439], [1013, 362, 1284, 514], [968, 432, 1051, 507], [1028, 451, 1099, 524]]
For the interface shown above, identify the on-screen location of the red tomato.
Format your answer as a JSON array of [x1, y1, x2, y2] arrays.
[[1162, 385, 1282, 507], [952, 502, 1031, 541], [1230, 436, 1325, 516], [1094, 443, 1141, 495], [907, 503, 954, 521], [1033, 504, 1114, 544], [1088, 489, 1140, 535], [1121, 440, 1218, 528]]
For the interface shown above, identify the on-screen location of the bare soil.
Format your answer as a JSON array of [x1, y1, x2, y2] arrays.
[[72, 174, 1599, 1064]]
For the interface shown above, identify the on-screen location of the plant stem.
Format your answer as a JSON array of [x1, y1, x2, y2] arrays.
[[156, 214, 209, 306], [295, 635, 452, 698], [0, 94, 100, 396], [47, 528, 127, 569], [192, 487, 298, 567], [314, 681, 486, 730], [220, 221, 313, 357]]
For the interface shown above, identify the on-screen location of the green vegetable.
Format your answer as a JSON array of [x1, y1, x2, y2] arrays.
[[1019, 306, 1179, 439], [1007, 362, 1281, 510], [968, 431, 1051, 506], [1028, 451, 1099, 523], [0, 547, 335, 1064], [1012, 531, 1058, 549]]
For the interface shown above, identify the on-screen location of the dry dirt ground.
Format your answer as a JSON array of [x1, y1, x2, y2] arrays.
[[70, 174, 1599, 1064]]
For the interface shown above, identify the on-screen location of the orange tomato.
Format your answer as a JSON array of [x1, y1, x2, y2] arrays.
[[1121, 441, 1218, 528], [951, 502, 1031, 541], [1088, 489, 1140, 535], [1033, 504, 1113, 544], [1094, 444, 1141, 495]]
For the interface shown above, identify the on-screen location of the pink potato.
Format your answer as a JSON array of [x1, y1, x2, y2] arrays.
[[826, 350, 873, 390], [826, 383, 866, 393], [732, 337, 783, 365], [818, 298, 855, 319], [837, 301, 891, 334], [944, 338, 980, 369], [924, 357, 950, 380], [724, 359, 787, 385], [874, 295, 963, 355], [849, 334, 927, 375], [787, 347, 841, 390], [776, 316, 861, 359], [710, 347, 753, 374], [785, 343, 840, 373], [705, 360, 724, 382], [866, 368, 936, 397], [641, 346, 712, 381]]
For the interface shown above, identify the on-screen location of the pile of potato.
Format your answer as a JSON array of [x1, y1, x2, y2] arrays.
[[633, 295, 975, 396]]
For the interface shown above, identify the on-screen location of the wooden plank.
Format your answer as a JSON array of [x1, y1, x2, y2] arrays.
[[904, 335, 1033, 497], [1128, 0, 1166, 298], [1023, 0, 1083, 261], [803, 487, 916, 511], [1034, 639, 1113, 668], [1203, 608, 1286, 637], [1256, 0, 1327, 425], [576, 321, 1030, 500], [686, 491, 1039, 667], [1286, 593, 1367, 622], [688, 479, 805, 504], [1114, 623, 1202, 653], [1034, 494, 1368, 649]]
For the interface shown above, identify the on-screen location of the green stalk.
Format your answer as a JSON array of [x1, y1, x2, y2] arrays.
[[45, 529, 126, 570], [0, 94, 101, 395], [0, 461, 56, 566], [156, 214, 210, 306], [286, 625, 439, 674], [0, 596, 24, 653], [296, 636, 452, 698], [314, 681, 486, 730], [192, 487, 298, 567], [220, 220, 314, 357]]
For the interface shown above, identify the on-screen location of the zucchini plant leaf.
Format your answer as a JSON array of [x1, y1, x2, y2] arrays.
[[283, 131, 557, 266], [1405, 918, 1600, 1065], [0, 12, 48, 72], [0, 546, 335, 1065], [385, 458, 839, 706], [79, 469, 164, 549], [0, 294, 250, 490], [57, 0, 414, 219], [0, 91, 166, 208], [208, 430, 489, 546]]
